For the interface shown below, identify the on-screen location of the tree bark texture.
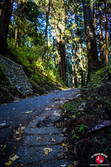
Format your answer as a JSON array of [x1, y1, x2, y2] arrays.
[[79, 43, 85, 87], [59, 41, 66, 83], [72, 45, 75, 88], [41, 0, 51, 60], [82, 0, 100, 82], [75, 44, 78, 88], [105, 0, 109, 66], [99, 11, 104, 67], [0, 0, 13, 54]]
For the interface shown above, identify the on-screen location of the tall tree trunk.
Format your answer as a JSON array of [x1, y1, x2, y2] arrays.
[[59, 41, 66, 83], [81, 69, 85, 87], [105, 0, 109, 66], [65, 45, 69, 87], [47, 35, 49, 66], [41, 0, 51, 61], [82, 0, 100, 82], [75, 44, 78, 88], [72, 44, 75, 88], [79, 43, 85, 87], [66, 56, 69, 87], [0, 0, 13, 54], [99, 11, 104, 67], [53, 38, 56, 68], [15, 24, 18, 47], [14, 1, 20, 47], [74, 13, 79, 87]]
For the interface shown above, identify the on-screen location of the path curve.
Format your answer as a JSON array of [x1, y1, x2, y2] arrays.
[[0, 88, 80, 167]]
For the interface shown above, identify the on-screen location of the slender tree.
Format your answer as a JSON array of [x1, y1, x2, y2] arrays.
[[105, 0, 109, 66], [41, 0, 51, 60], [72, 44, 75, 88], [99, 9, 104, 66]]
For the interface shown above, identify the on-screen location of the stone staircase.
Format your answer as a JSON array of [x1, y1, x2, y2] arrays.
[[0, 54, 33, 95]]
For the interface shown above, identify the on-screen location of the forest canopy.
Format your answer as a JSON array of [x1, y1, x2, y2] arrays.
[[0, 0, 110, 87]]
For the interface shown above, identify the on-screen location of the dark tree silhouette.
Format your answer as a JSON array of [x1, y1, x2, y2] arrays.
[[0, 0, 13, 54], [82, 0, 100, 81]]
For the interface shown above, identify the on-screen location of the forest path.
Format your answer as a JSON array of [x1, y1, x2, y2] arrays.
[[0, 88, 80, 167]]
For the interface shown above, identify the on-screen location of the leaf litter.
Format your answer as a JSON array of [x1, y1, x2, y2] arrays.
[[60, 69, 111, 167]]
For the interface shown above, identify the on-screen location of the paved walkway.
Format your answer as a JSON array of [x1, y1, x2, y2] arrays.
[[0, 89, 80, 167]]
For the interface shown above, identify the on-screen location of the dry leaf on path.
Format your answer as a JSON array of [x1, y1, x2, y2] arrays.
[[43, 147, 53, 156], [68, 165, 73, 167], [73, 161, 79, 166], [5, 155, 19, 166], [10, 155, 19, 161], [62, 143, 66, 147], [25, 110, 33, 114], [60, 164, 66, 167], [5, 160, 12, 166]]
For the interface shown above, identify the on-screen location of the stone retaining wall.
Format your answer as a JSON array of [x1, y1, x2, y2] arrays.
[[0, 54, 33, 95]]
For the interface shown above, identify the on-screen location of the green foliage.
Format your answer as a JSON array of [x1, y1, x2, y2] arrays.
[[87, 65, 111, 88], [7, 43, 65, 94], [71, 123, 88, 140], [62, 64, 111, 153], [19, 1, 40, 22], [62, 97, 86, 114]]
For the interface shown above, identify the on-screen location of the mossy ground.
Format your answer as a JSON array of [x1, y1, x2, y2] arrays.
[[0, 46, 66, 103], [61, 65, 111, 167]]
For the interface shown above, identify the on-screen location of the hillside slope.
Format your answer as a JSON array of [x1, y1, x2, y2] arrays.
[[0, 46, 66, 104], [61, 65, 111, 167]]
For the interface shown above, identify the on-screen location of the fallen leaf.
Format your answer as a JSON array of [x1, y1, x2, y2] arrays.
[[20, 126, 25, 130], [17, 164, 23, 166], [10, 155, 19, 161], [25, 110, 33, 114], [45, 108, 51, 110], [15, 131, 20, 135], [51, 138, 55, 142], [43, 147, 53, 156], [62, 143, 66, 147], [16, 137, 21, 141], [73, 161, 79, 166], [68, 165, 72, 167], [60, 164, 66, 167], [5, 160, 12, 166], [13, 147, 16, 150]]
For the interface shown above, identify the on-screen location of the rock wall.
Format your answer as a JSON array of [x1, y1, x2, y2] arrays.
[[0, 54, 33, 95]]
